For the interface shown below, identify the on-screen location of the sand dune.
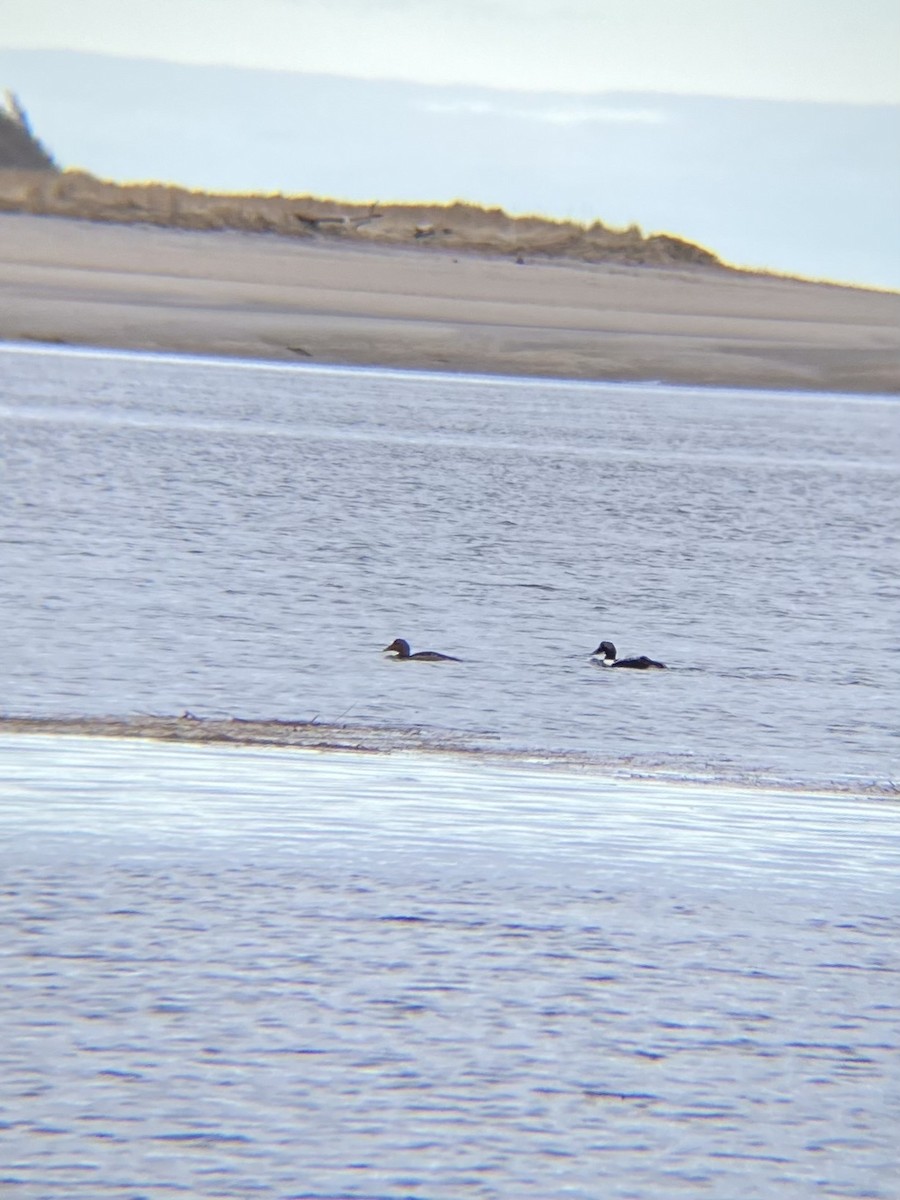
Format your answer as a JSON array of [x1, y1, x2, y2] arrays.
[[1, 203, 898, 393], [0, 168, 718, 266]]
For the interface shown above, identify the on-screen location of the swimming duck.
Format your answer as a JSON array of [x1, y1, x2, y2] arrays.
[[591, 640, 666, 670], [383, 638, 461, 662]]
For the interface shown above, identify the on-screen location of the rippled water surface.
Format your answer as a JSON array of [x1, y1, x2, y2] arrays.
[[2, 344, 898, 788], [2, 346, 899, 1197], [1, 734, 899, 1199]]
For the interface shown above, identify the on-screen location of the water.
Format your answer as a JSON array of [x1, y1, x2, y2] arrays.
[[1, 733, 898, 1199], [1, 343, 898, 788], [1, 344, 899, 1197]]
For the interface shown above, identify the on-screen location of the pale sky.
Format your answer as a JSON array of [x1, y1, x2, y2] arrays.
[[3, 0, 899, 103]]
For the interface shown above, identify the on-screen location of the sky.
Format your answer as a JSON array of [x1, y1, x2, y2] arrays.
[[3, 0, 900, 104]]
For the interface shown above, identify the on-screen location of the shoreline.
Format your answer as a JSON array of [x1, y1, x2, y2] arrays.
[[0, 715, 895, 800], [2, 212, 899, 393]]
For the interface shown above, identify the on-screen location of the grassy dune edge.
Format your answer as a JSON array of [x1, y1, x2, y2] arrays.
[[0, 168, 720, 267]]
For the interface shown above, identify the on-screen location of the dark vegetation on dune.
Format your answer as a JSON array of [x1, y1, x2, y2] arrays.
[[0, 92, 720, 268], [0, 91, 57, 171]]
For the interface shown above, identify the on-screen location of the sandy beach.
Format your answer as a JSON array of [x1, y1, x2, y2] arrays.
[[1, 211, 899, 392]]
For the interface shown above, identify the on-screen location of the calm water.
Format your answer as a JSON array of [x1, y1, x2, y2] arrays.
[[1, 733, 899, 1199], [1, 344, 899, 1197], [1, 343, 898, 788]]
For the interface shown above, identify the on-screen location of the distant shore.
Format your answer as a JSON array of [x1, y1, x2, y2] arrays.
[[1, 210, 899, 393]]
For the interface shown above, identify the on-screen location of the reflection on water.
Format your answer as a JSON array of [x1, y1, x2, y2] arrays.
[[1, 733, 899, 1199], [1, 344, 899, 788]]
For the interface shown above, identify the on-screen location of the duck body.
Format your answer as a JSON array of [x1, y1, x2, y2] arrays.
[[383, 638, 460, 662], [591, 640, 666, 670]]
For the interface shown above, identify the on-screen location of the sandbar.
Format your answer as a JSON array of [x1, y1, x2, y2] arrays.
[[1, 212, 898, 393]]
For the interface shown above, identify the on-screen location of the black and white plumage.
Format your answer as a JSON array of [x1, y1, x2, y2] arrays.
[[591, 640, 666, 670]]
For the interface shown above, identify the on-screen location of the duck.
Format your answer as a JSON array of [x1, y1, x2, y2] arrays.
[[591, 640, 666, 670], [383, 638, 461, 662]]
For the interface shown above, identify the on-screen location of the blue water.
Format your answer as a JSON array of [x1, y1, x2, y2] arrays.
[[1, 344, 899, 1197], [1, 343, 898, 789], [1, 733, 898, 1200]]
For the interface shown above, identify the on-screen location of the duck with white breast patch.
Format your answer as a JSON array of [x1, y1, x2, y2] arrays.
[[591, 640, 666, 670]]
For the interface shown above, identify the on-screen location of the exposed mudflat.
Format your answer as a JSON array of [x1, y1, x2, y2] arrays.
[[2, 211, 898, 391], [0, 713, 474, 755]]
